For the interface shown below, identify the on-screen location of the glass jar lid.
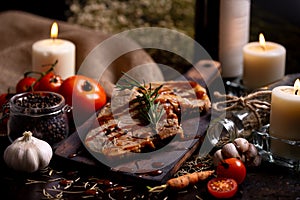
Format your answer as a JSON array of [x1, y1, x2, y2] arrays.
[[9, 91, 65, 116]]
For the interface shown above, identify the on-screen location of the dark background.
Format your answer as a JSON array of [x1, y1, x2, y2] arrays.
[[0, 0, 70, 21], [250, 0, 300, 75], [1, 0, 299, 74]]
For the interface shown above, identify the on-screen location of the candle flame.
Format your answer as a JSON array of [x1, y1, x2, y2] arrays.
[[294, 79, 300, 95], [259, 33, 266, 50], [50, 22, 58, 39]]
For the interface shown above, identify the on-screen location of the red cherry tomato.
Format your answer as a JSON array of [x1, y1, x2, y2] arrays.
[[0, 92, 14, 107], [35, 72, 63, 93], [0, 93, 14, 133], [59, 75, 107, 121], [216, 158, 246, 184], [207, 177, 238, 199], [16, 77, 37, 93], [0, 93, 10, 118], [0, 93, 9, 108]]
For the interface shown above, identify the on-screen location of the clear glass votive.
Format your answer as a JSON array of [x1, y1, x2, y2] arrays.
[[206, 109, 270, 147], [252, 124, 300, 171]]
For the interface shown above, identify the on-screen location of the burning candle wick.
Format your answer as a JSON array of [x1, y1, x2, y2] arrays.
[[259, 33, 266, 51], [50, 22, 58, 42], [295, 89, 298, 95]]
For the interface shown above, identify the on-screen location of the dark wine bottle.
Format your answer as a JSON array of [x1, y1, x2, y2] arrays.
[[194, 0, 220, 61]]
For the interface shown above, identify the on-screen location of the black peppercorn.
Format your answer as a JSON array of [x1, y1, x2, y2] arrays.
[[7, 92, 70, 146]]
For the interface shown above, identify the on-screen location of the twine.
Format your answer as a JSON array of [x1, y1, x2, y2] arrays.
[[212, 90, 272, 128]]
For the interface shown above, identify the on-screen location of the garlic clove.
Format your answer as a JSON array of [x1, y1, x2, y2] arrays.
[[240, 154, 246, 163], [245, 143, 258, 159], [233, 138, 250, 153], [221, 142, 241, 160], [247, 155, 262, 167], [213, 149, 224, 166]]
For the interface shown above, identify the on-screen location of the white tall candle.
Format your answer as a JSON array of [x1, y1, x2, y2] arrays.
[[243, 34, 286, 90], [219, 0, 250, 78], [269, 84, 300, 160], [32, 22, 76, 79]]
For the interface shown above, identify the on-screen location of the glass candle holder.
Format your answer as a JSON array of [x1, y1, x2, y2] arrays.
[[252, 125, 300, 171], [204, 107, 270, 154]]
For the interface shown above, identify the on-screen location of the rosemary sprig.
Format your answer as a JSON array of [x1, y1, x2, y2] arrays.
[[116, 72, 165, 130]]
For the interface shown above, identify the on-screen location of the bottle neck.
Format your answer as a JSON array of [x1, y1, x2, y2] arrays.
[[194, 0, 220, 60]]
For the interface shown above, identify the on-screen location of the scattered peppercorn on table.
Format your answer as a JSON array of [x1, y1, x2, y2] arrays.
[[0, 135, 300, 199]]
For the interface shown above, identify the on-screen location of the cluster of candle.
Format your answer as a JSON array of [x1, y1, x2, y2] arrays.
[[32, 22, 76, 79], [242, 34, 300, 161], [241, 34, 299, 161]]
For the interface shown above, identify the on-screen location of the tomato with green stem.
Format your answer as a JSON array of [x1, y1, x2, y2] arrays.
[[35, 72, 63, 93], [16, 60, 59, 93], [216, 158, 247, 184], [16, 76, 37, 93]]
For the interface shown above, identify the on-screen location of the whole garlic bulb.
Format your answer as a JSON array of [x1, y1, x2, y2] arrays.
[[3, 131, 53, 172], [213, 137, 261, 167]]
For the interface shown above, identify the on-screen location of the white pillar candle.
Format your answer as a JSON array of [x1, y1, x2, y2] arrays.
[[219, 0, 250, 78], [243, 34, 286, 90], [269, 81, 300, 160], [32, 22, 76, 79]]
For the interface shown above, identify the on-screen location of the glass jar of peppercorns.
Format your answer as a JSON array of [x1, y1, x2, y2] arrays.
[[7, 91, 71, 146]]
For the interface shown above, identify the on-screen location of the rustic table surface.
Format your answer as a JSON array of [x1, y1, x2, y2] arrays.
[[1, 74, 300, 200], [1, 135, 300, 200]]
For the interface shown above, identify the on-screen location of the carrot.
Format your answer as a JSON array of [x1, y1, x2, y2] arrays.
[[148, 170, 215, 192]]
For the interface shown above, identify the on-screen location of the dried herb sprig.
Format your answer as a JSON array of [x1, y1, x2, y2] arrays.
[[116, 72, 165, 130]]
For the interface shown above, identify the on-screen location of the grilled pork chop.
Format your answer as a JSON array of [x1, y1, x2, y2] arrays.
[[85, 81, 210, 157]]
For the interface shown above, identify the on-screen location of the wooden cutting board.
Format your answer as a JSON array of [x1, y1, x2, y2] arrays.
[[55, 111, 211, 184], [54, 60, 220, 184]]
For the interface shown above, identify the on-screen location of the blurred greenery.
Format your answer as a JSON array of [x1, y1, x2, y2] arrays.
[[68, 0, 195, 75], [67, 0, 300, 75], [68, 0, 195, 36]]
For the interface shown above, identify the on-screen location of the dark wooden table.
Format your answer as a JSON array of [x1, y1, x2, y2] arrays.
[[1, 74, 300, 200], [1, 134, 300, 200]]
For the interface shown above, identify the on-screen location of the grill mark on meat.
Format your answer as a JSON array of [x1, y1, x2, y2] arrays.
[[85, 81, 210, 157]]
